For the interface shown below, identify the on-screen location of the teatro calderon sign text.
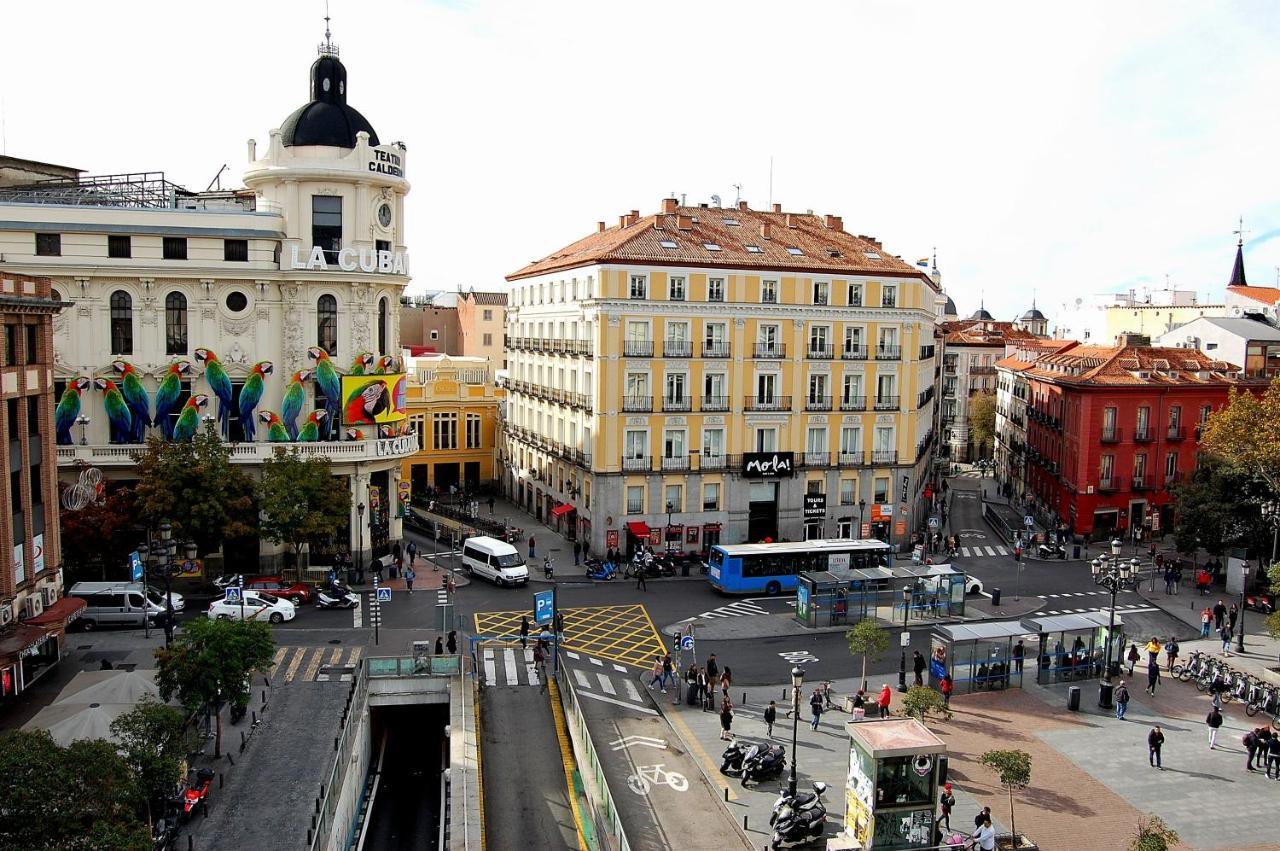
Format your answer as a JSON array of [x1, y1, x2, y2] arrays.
[[288, 245, 409, 275]]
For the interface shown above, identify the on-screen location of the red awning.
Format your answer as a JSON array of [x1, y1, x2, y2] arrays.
[[23, 596, 86, 629], [0, 624, 49, 663], [551, 503, 575, 518], [702, 523, 722, 532], [627, 521, 651, 537]]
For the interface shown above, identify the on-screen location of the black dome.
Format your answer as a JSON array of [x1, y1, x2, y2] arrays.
[[1021, 307, 1046, 321], [281, 54, 379, 148], [970, 307, 994, 321], [943, 295, 958, 316]]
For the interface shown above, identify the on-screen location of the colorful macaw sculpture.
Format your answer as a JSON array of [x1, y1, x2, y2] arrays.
[[349, 352, 374, 375], [373, 354, 399, 375], [95, 378, 132, 445], [194, 348, 233, 437], [154, 360, 192, 440], [281, 369, 310, 441], [344, 378, 391, 425], [258, 411, 290, 442], [297, 410, 327, 442], [54, 377, 91, 445], [307, 347, 340, 438], [173, 394, 209, 442], [111, 360, 151, 442], [238, 361, 273, 441], [345, 428, 365, 441]]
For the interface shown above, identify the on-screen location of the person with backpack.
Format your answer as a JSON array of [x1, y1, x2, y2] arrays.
[[1206, 706, 1223, 749], [1114, 680, 1131, 720], [809, 688, 824, 730], [1165, 638, 1179, 673], [764, 700, 777, 737], [1126, 643, 1140, 676]]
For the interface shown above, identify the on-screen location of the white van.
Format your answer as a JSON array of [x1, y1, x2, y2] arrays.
[[460, 536, 528, 587], [68, 582, 160, 630]]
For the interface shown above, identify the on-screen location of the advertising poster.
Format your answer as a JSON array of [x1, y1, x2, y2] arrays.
[[606, 529, 620, 549], [796, 584, 810, 620], [340, 374, 407, 425], [176, 558, 203, 579], [845, 790, 872, 848]]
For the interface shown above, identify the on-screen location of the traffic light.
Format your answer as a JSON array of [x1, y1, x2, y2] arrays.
[[672, 635, 682, 655]]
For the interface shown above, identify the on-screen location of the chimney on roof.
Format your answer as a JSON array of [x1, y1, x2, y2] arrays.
[[676, 214, 693, 231], [630, 209, 639, 220], [619, 214, 629, 228], [824, 214, 843, 231], [772, 203, 782, 213], [760, 223, 772, 240], [738, 201, 748, 211], [785, 213, 798, 228], [597, 221, 606, 233], [1116, 332, 1151, 347], [661, 197, 678, 214]]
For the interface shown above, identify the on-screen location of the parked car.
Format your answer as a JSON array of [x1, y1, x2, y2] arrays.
[[207, 590, 296, 624], [145, 586, 185, 612], [243, 576, 312, 605], [1245, 592, 1275, 614]]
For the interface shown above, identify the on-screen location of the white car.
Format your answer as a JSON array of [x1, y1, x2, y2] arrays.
[[207, 590, 296, 624], [926, 564, 985, 596], [146, 586, 185, 612]]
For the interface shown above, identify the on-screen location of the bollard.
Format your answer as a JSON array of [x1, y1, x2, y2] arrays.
[[240, 731, 246, 750], [743, 815, 748, 831], [202, 800, 209, 819], [226, 754, 234, 766], [782, 688, 787, 700], [316, 798, 321, 814], [335, 736, 340, 751], [252, 711, 257, 726], [724, 787, 729, 802], [742, 691, 746, 705], [307, 830, 313, 846], [262, 689, 267, 704], [188, 836, 194, 851], [320, 783, 325, 800], [263, 676, 270, 688], [218, 773, 224, 789]]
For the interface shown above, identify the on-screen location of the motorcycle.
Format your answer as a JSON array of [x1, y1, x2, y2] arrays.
[[720, 740, 751, 776], [771, 803, 827, 850], [1037, 542, 1066, 559], [151, 812, 178, 851], [585, 560, 616, 581], [213, 574, 243, 590], [316, 581, 359, 609], [176, 768, 215, 820], [741, 743, 787, 786], [770, 781, 827, 825]]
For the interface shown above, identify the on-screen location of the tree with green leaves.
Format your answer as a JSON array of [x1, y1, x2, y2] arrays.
[[155, 617, 275, 758], [1200, 380, 1280, 496], [900, 685, 951, 726], [1266, 562, 1280, 640], [1127, 814, 1180, 851], [258, 447, 352, 574], [58, 479, 138, 584], [132, 430, 257, 557], [0, 729, 149, 850], [845, 619, 889, 692], [110, 696, 189, 826], [1171, 457, 1272, 558], [978, 749, 1032, 842], [969, 390, 997, 458]]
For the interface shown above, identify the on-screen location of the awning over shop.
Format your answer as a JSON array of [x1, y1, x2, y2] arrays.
[[627, 521, 651, 537], [702, 523, 722, 532], [24, 596, 86, 629], [551, 503, 575, 518], [0, 624, 49, 664]]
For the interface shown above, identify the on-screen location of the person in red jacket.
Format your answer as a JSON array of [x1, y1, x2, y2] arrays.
[[940, 673, 954, 707], [877, 683, 893, 719]]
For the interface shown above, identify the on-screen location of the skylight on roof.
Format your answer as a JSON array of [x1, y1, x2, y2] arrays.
[[659, 240, 678, 249], [704, 242, 722, 252], [863, 251, 881, 260], [723, 218, 740, 226], [746, 245, 763, 253], [786, 247, 804, 256]]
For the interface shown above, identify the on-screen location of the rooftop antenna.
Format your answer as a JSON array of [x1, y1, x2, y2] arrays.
[[205, 164, 229, 192], [732, 183, 742, 206], [319, 0, 339, 56], [710, 194, 721, 207]]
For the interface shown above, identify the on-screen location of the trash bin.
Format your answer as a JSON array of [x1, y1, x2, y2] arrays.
[[1068, 686, 1081, 711], [991, 587, 1002, 607], [1072, 544, 1081, 560], [1097, 681, 1114, 709], [681, 560, 691, 577]]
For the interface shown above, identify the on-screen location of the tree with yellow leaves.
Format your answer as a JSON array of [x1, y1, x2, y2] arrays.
[[1200, 380, 1280, 494]]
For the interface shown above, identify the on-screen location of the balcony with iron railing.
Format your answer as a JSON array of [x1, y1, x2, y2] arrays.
[[839, 395, 867, 412], [805, 395, 832, 411], [1100, 427, 1121, 443], [1098, 475, 1123, 493], [841, 344, 868, 360], [838, 451, 864, 466], [745, 395, 792, 412], [875, 345, 901, 361], [700, 395, 730, 412], [970, 365, 996, 375], [1134, 427, 1153, 443], [57, 436, 421, 467], [753, 343, 786, 359], [873, 395, 900, 411], [660, 455, 691, 472], [623, 340, 654, 357], [699, 454, 728, 471], [702, 342, 731, 358], [1164, 471, 1182, 487], [1131, 476, 1151, 491], [1166, 426, 1185, 441], [870, 450, 898, 465], [807, 344, 834, 360], [622, 456, 651, 472], [622, 395, 652, 412], [662, 395, 692, 412], [663, 340, 693, 358], [801, 451, 831, 468]]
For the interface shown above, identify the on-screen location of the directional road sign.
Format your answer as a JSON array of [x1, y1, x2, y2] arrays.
[[224, 586, 242, 604], [534, 590, 555, 625], [680, 635, 695, 652], [376, 586, 392, 603]]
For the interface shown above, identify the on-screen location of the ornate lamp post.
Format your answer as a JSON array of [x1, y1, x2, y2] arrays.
[[1237, 561, 1249, 654], [898, 585, 911, 692], [137, 522, 192, 648], [75, 414, 90, 445], [357, 502, 366, 585], [858, 499, 866, 535], [1092, 550, 1136, 708], [666, 500, 675, 553], [787, 665, 805, 798]]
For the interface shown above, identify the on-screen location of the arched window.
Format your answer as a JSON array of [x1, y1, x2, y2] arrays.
[[378, 297, 388, 355], [165, 292, 188, 355], [110, 290, 133, 355], [317, 294, 338, 355]]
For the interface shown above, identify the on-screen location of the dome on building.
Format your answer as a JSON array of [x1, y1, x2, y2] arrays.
[[280, 53, 380, 149], [1020, 307, 1046, 322], [943, 295, 958, 316], [969, 306, 994, 321]]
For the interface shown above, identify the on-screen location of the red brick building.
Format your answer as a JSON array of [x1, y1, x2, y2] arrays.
[[1001, 340, 1266, 539]]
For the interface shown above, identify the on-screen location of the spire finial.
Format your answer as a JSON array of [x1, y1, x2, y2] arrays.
[[1235, 215, 1248, 247], [319, 0, 339, 56], [1229, 218, 1249, 287], [931, 245, 937, 274]]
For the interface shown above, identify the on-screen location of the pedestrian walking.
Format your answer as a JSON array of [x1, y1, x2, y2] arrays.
[[406, 540, 418, 566], [1114, 681, 1130, 720], [1146, 660, 1161, 696], [913, 650, 926, 687], [810, 688, 824, 730], [972, 816, 997, 851], [532, 640, 547, 679], [573, 540, 581, 566], [447, 630, 457, 655], [1267, 733, 1280, 780], [529, 535, 536, 560], [939, 783, 955, 830], [661, 653, 675, 691], [1144, 636, 1162, 665], [973, 807, 992, 831], [487, 495, 495, 514], [1206, 706, 1223, 749], [1148, 724, 1165, 769], [1163, 566, 1174, 595], [520, 616, 530, 650], [1220, 624, 1234, 656], [635, 566, 647, 591], [877, 683, 892, 719], [1228, 603, 1239, 633], [554, 610, 564, 639], [435, 636, 444, 655], [1165, 638, 1178, 673], [1259, 730, 1275, 770], [1173, 563, 1183, 593], [404, 565, 416, 594], [1196, 568, 1211, 595], [1213, 599, 1227, 630], [705, 654, 719, 709], [764, 700, 777, 737], [1013, 640, 1025, 673], [1245, 728, 1261, 771], [648, 656, 665, 692], [720, 666, 732, 698], [719, 696, 734, 740], [1200, 607, 1213, 638], [940, 674, 953, 708], [1126, 643, 1140, 676]]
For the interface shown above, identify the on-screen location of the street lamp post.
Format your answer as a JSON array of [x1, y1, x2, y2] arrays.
[[1237, 562, 1248, 653], [787, 665, 805, 798], [1092, 550, 1135, 708], [666, 501, 674, 553], [357, 502, 366, 585], [898, 585, 911, 692], [858, 499, 866, 536], [75, 414, 90, 445]]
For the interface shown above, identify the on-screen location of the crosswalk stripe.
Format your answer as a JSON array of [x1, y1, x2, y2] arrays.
[[503, 648, 519, 683], [623, 677, 642, 702], [525, 648, 540, 685], [483, 648, 497, 684], [270, 647, 289, 678], [995, 545, 1009, 556], [565, 651, 581, 660], [984, 546, 996, 556], [613, 664, 628, 673], [589, 657, 603, 667], [596, 673, 616, 695], [303, 648, 326, 682], [347, 646, 363, 668], [573, 669, 591, 689], [284, 647, 308, 684]]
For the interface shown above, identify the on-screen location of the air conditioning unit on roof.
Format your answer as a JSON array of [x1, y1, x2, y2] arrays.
[[23, 595, 43, 620]]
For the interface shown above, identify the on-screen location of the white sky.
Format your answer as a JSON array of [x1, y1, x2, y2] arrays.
[[3, 1, 1278, 322]]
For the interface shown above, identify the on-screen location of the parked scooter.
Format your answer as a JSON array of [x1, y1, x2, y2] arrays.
[[720, 740, 750, 776], [771, 802, 827, 849], [151, 812, 178, 851], [770, 781, 827, 825], [741, 743, 787, 786], [1037, 542, 1066, 559], [316, 581, 359, 609], [584, 559, 616, 581], [175, 768, 216, 821], [213, 574, 243, 590]]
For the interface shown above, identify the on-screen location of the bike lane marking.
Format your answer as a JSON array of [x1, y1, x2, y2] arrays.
[[662, 707, 738, 802]]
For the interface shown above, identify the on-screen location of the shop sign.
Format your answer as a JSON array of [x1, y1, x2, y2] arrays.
[[870, 504, 893, 522], [803, 494, 826, 518], [606, 529, 620, 549], [288, 245, 409, 275], [648, 529, 662, 547], [685, 526, 699, 544], [376, 435, 416, 456], [12, 545, 23, 586], [20, 634, 50, 659], [742, 451, 794, 478], [796, 584, 810, 620]]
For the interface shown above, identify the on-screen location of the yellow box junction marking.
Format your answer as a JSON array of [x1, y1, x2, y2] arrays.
[[473, 604, 666, 670]]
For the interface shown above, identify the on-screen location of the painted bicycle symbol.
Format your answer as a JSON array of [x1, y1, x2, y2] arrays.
[[627, 763, 689, 795]]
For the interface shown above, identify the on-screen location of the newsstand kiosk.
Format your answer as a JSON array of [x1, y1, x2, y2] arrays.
[[830, 717, 948, 850]]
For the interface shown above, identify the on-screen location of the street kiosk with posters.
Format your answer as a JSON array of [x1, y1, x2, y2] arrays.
[[835, 718, 947, 850]]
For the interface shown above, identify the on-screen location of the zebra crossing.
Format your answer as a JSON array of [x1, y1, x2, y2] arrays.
[[269, 645, 364, 684], [679, 600, 771, 622], [481, 643, 547, 687], [1038, 590, 1136, 600], [957, 545, 1010, 558], [564, 651, 657, 715], [1036, 589, 1153, 616]]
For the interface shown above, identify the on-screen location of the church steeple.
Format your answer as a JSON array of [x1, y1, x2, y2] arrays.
[[1229, 216, 1248, 287]]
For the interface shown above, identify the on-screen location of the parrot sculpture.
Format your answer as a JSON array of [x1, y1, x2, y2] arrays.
[[297, 410, 327, 442], [344, 378, 391, 425], [54, 377, 92, 445], [377, 423, 396, 439], [238, 361, 273, 442], [258, 411, 290, 442], [281, 369, 310, 441], [111, 360, 151, 442], [373, 355, 399, 375], [173, 394, 210, 442], [349, 352, 374, 375], [307, 347, 340, 438], [194, 348, 233, 437], [95, 378, 133, 445], [345, 428, 365, 441], [154, 360, 192, 440]]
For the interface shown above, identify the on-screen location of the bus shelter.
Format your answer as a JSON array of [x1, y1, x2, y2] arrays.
[[794, 566, 967, 628], [1024, 611, 1125, 685], [929, 621, 1035, 694]]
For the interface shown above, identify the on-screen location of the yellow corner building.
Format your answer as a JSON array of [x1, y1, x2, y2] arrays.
[[400, 353, 503, 499], [504, 199, 942, 556]]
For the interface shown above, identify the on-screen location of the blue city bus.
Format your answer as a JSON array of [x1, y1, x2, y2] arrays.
[[707, 539, 893, 595]]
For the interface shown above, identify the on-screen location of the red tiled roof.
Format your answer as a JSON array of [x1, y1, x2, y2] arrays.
[[1019, 345, 1254, 386], [508, 203, 938, 286], [463, 291, 508, 306], [1227, 285, 1280, 306]]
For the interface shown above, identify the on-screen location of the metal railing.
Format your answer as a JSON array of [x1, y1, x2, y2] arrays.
[[700, 454, 727, 471], [744, 395, 791, 411], [662, 396, 692, 412], [1166, 426, 1185, 441], [700, 395, 730, 412], [558, 652, 632, 851], [871, 450, 898, 465], [807, 344, 834, 360], [660, 456, 691, 472], [367, 654, 463, 677], [622, 456, 650, 472], [1100, 428, 1121, 443], [622, 341, 654, 357], [309, 662, 370, 851], [839, 395, 867, 412], [838, 451, 864, 466], [753, 343, 786, 359], [873, 395, 899, 411], [622, 395, 652, 412], [702, 342, 730, 358], [875, 345, 901, 360], [662, 340, 692, 358], [841, 344, 868, 360], [805, 395, 832, 411]]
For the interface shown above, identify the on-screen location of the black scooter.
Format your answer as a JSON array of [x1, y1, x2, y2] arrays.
[[771, 803, 826, 849], [741, 743, 786, 786], [720, 740, 750, 776], [1037, 542, 1066, 559]]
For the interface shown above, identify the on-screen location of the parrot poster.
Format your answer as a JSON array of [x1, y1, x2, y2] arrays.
[[297, 409, 327, 442], [281, 369, 310, 441], [173, 394, 210, 442], [344, 378, 392, 425], [194, 348, 233, 437], [238, 361, 273, 441], [154, 360, 192, 440], [349, 352, 374, 375], [95, 378, 132, 445], [54, 377, 91, 445], [258, 411, 290, 442], [111, 360, 152, 442], [307, 347, 340, 439]]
